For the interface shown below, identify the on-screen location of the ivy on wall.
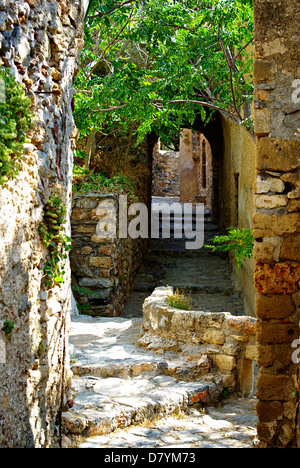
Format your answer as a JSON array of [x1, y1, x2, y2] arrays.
[[0, 68, 33, 186], [39, 194, 72, 288]]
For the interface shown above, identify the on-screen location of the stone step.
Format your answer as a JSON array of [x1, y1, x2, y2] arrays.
[[62, 376, 223, 438], [71, 353, 212, 382]]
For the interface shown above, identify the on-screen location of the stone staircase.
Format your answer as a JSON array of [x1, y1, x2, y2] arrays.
[[62, 198, 248, 445], [62, 315, 224, 442], [149, 196, 219, 254]]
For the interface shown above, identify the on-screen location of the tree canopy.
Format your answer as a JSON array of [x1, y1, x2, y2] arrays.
[[74, 0, 254, 147]]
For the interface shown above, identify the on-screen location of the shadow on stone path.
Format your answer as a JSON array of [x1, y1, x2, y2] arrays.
[[63, 199, 258, 448]]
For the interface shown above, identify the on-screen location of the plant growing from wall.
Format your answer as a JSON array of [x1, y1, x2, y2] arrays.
[[39, 195, 72, 288], [73, 162, 139, 202], [1, 317, 15, 339], [166, 288, 192, 311], [0, 68, 33, 186], [205, 227, 254, 271]]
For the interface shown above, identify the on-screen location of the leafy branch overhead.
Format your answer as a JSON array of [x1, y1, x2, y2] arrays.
[[75, 0, 254, 144]]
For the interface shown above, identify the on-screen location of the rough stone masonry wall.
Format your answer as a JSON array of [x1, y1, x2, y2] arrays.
[[152, 142, 180, 198], [253, 0, 300, 448], [138, 287, 257, 398], [71, 193, 147, 317], [0, 0, 85, 447]]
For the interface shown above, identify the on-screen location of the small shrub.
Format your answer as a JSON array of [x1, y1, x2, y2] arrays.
[[1, 317, 15, 339], [73, 163, 138, 202], [205, 228, 254, 271], [166, 289, 192, 311]]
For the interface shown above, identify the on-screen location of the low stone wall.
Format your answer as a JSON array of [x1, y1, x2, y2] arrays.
[[138, 287, 257, 397], [71, 193, 147, 317]]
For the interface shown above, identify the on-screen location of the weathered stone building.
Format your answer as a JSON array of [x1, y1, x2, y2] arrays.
[[0, 0, 299, 449], [0, 0, 85, 448], [253, 0, 300, 448]]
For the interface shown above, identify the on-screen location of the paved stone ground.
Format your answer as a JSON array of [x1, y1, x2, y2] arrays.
[[63, 198, 258, 448], [77, 397, 258, 449], [64, 315, 258, 449]]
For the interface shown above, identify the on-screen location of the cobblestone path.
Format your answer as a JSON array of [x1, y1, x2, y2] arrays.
[[63, 198, 258, 449]]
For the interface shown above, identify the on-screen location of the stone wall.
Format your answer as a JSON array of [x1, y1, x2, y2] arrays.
[[0, 0, 85, 448], [139, 287, 257, 398], [152, 142, 180, 198], [253, 0, 300, 448], [219, 115, 256, 318], [71, 193, 147, 317]]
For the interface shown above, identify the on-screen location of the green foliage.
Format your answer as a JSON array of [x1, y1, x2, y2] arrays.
[[73, 163, 138, 201], [0, 68, 33, 186], [75, 0, 254, 144], [1, 317, 15, 339], [39, 195, 72, 288], [205, 228, 254, 271], [166, 288, 192, 311]]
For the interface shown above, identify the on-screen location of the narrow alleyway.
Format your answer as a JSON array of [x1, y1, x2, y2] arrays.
[[63, 198, 258, 448]]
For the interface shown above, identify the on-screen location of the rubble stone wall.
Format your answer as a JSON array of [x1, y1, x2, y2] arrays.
[[71, 193, 147, 317], [139, 287, 257, 398], [152, 142, 180, 198], [0, 0, 85, 448], [253, 0, 300, 448]]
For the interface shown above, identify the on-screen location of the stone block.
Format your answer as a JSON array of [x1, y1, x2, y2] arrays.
[[255, 293, 295, 320], [255, 263, 300, 294], [254, 175, 285, 194], [81, 247, 93, 255], [77, 225, 95, 233], [257, 401, 283, 422], [253, 212, 300, 238], [253, 237, 282, 263], [89, 257, 112, 269], [256, 138, 300, 172], [280, 234, 300, 261], [227, 316, 256, 335], [256, 374, 293, 401], [215, 355, 236, 372], [98, 245, 115, 256], [245, 344, 257, 361], [72, 210, 90, 220], [254, 195, 288, 209], [91, 235, 115, 244], [254, 59, 277, 83], [257, 345, 276, 367], [254, 107, 270, 135], [256, 421, 279, 447], [78, 278, 112, 289], [257, 321, 299, 344], [287, 199, 300, 212], [202, 330, 225, 345]]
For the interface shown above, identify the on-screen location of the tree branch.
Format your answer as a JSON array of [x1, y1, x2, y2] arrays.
[[218, 33, 243, 122], [88, 0, 136, 19]]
